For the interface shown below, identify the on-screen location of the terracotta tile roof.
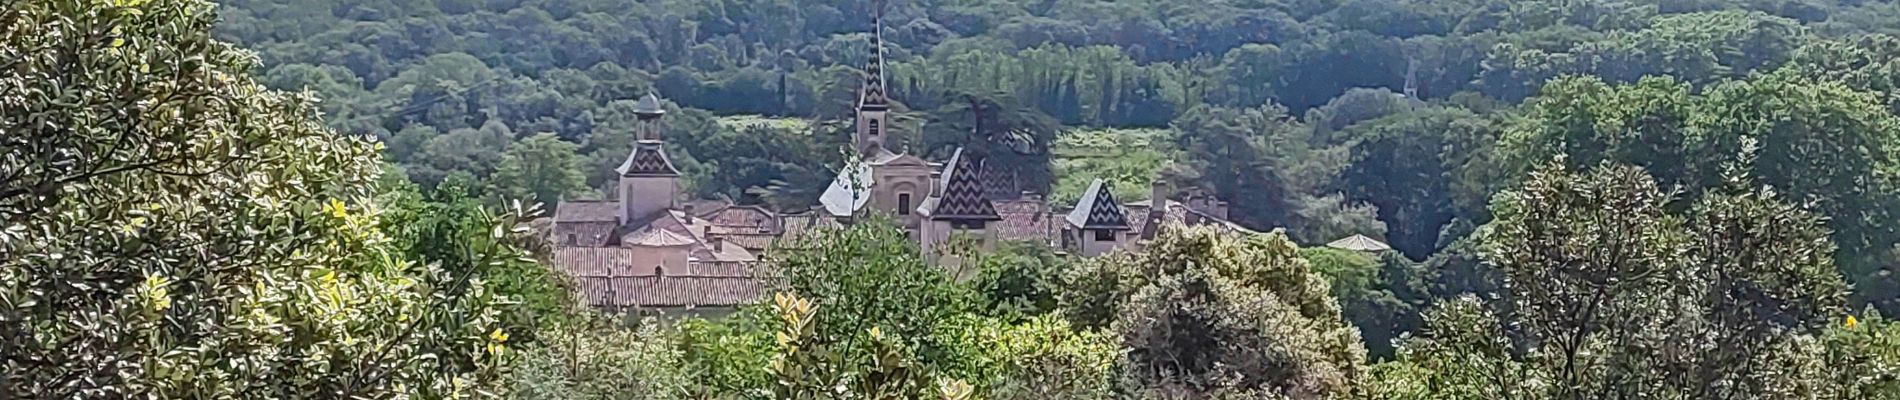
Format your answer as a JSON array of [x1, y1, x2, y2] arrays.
[[555, 247, 634, 277], [624, 228, 698, 247], [993, 199, 1054, 243], [683, 198, 735, 217], [1127, 200, 1254, 240], [702, 205, 781, 233], [718, 233, 779, 251], [698, 240, 759, 262], [918, 148, 1000, 221], [779, 212, 840, 243], [556, 201, 620, 222], [575, 276, 764, 308], [686, 262, 755, 277]]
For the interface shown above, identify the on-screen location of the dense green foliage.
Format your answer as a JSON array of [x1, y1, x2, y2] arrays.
[[1, 0, 559, 396], [1067, 227, 1368, 398], [14, 0, 1900, 397], [1370, 162, 1864, 399]]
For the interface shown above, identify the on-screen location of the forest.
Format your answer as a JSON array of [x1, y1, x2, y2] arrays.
[[5, 0, 1900, 398]]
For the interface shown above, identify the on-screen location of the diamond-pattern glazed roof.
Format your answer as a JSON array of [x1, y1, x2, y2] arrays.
[[858, 12, 889, 111], [1066, 179, 1130, 230], [616, 140, 680, 177], [920, 148, 999, 221]]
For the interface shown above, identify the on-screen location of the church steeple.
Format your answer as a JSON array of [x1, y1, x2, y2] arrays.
[[618, 92, 681, 223], [854, 0, 890, 157]]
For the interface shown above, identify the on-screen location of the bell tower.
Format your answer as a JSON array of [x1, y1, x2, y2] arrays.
[[617, 93, 681, 223], [854, 0, 890, 157]]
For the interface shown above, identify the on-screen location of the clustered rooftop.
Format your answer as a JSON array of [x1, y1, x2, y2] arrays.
[[545, 2, 1314, 314]]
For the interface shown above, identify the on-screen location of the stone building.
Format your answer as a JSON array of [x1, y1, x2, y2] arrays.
[[547, 9, 1255, 314]]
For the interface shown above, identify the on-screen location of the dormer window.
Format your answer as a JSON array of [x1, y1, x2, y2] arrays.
[[1094, 229, 1115, 242]]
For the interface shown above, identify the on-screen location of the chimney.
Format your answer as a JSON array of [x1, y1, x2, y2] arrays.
[[683, 203, 696, 223], [712, 235, 725, 253], [930, 170, 944, 197], [1150, 180, 1167, 209]]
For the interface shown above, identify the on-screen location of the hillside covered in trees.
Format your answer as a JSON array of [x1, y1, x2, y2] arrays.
[[217, 0, 1900, 313], [9, 0, 1900, 398]]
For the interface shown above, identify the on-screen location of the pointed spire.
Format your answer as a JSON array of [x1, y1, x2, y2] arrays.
[[1067, 179, 1130, 230], [857, 0, 889, 111], [917, 148, 1000, 221]]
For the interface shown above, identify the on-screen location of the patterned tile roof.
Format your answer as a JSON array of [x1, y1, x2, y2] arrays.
[[575, 276, 764, 308], [556, 201, 620, 223], [616, 140, 681, 177], [979, 160, 1020, 201], [1066, 179, 1130, 230], [857, 10, 889, 111], [918, 148, 1000, 221]]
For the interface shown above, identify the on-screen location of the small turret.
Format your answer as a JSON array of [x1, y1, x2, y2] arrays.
[[618, 93, 681, 223]]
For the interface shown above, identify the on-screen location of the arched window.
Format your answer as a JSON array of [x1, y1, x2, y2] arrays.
[[897, 193, 912, 215]]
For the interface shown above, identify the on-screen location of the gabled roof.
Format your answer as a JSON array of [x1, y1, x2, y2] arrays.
[[623, 227, 698, 247], [993, 199, 1055, 243], [616, 140, 681, 177], [869, 148, 930, 167], [1128, 199, 1254, 240], [699, 240, 759, 262], [1327, 234, 1392, 252], [555, 200, 620, 223], [917, 148, 1000, 221], [577, 276, 763, 308], [819, 162, 874, 217], [1066, 179, 1130, 230]]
